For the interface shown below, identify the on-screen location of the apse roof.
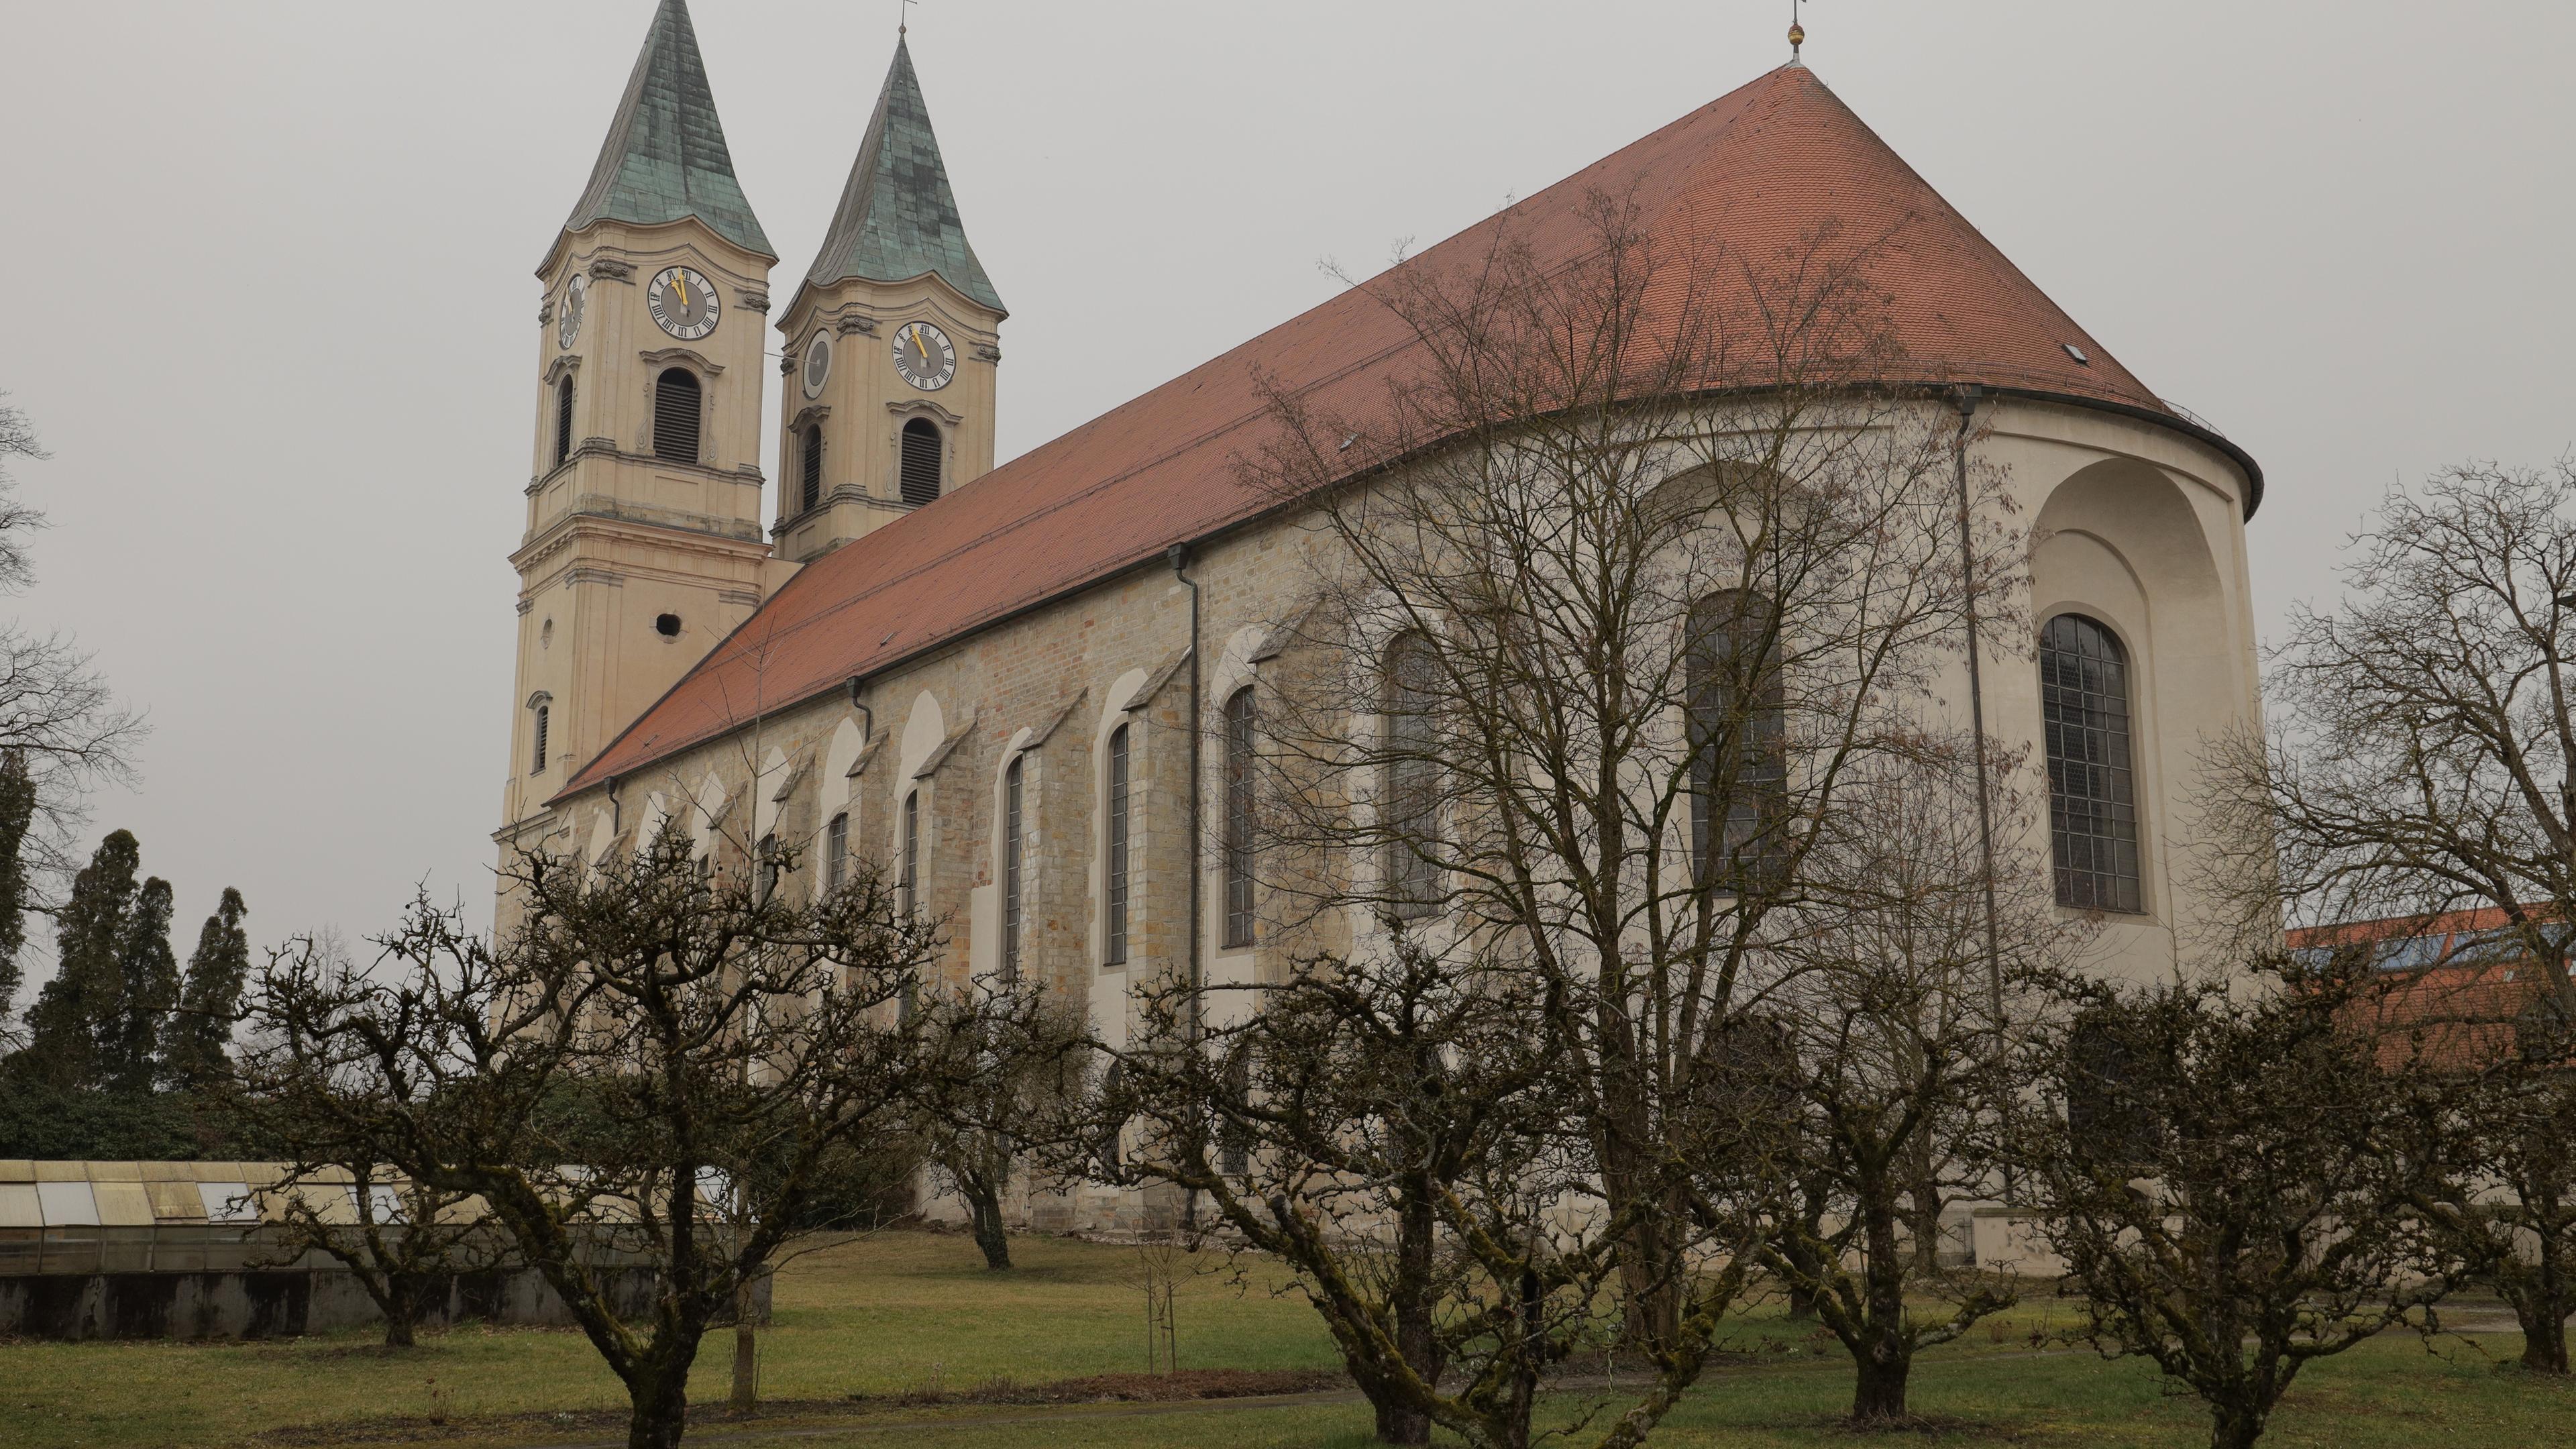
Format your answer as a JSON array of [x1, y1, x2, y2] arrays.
[[559, 0, 773, 262], [796, 38, 1004, 315], [561, 60, 2256, 798]]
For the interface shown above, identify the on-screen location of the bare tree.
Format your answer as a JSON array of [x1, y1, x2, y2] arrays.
[[1229, 189, 2016, 1369], [241, 828, 945, 1449], [1749, 754, 2071, 1423], [2377, 968, 2576, 1375], [912, 985, 1089, 1271], [2013, 956, 2461, 1449], [2214, 462, 2576, 1016], [225, 934, 506, 1348], [1099, 936, 1764, 1449], [0, 395, 144, 919]]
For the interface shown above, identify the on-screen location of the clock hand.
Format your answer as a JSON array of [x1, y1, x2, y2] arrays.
[[674, 272, 689, 308]]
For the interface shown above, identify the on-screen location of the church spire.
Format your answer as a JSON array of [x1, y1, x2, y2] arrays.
[[563, 0, 774, 260], [800, 38, 1004, 314]]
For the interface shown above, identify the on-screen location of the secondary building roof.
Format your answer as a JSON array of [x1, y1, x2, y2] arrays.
[[561, 59, 2253, 798], [559, 0, 774, 263]]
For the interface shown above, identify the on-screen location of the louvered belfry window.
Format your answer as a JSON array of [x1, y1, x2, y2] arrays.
[[653, 368, 702, 464], [531, 704, 549, 774], [553, 377, 576, 467], [899, 418, 942, 505], [2041, 613, 2143, 912], [799, 424, 824, 515]]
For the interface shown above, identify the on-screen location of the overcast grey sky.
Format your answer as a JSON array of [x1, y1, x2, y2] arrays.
[[3, 1, 2570, 977]]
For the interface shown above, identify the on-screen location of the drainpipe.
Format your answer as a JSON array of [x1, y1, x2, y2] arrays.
[[845, 676, 873, 747], [1167, 543, 1205, 1038], [1955, 386, 2011, 1207], [1953, 388, 2005, 1028], [1169, 542, 1206, 1232]]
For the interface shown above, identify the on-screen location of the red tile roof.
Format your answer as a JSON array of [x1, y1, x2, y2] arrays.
[[561, 62, 2250, 798]]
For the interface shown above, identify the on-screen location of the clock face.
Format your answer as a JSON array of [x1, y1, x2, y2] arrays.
[[557, 274, 587, 350], [892, 321, 956, 391], [802, 331, 832, 399], [646, 266, 720, 341]]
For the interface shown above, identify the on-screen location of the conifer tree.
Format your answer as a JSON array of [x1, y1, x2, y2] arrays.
[[107, 875, 178, 1095], [19, 828, 142, 1089], [165, 887, 248, 1089], [0, 752, 35, 1030]]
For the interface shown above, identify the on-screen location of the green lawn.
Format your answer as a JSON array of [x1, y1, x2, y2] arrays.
[[0, 1229, 2565, 1448]]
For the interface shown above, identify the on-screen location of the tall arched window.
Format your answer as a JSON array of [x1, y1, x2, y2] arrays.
[[825, 811, 849, 894], [1383, 631, 1441, 918], [1104, 724, 1130, 965], [899, 417, 943, 505], [1223, 685, 1257, 947], [798, 423, 824, 515], [900, 789, 922, 918], [1002, 755, 1024, 985], [1686, 591, 1786, 889], [652, 368, 702, 464], [757, 832, 781, 900], [2040, 613, 2142, 912], [553, 376, 576, 467], [530, 702, 550, 775]]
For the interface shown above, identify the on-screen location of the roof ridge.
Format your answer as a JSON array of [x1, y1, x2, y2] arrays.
[[562, 0, 773, 260]]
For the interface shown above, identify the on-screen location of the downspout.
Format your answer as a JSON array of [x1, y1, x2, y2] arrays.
[[1169, 542, 1205, 1233], [1954, 386, 2011, 1207], [1952, 388, 2005, 1028], [1167, 543, 1205, 1037], [845, 676, 873, 747]]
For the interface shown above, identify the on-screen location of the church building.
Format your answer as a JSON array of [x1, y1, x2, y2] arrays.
[[497, 1, 2264, 1228]]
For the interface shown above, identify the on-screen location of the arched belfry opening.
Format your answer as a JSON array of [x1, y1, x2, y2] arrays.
[[900, 417, 943, 506]]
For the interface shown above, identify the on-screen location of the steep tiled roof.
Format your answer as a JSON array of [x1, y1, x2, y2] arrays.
[[795, 39, 1003, 315], [561, 0, 773, 261], [562, 61, 2252, 797]]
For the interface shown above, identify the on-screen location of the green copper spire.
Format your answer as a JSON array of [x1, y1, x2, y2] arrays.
[[802, 38, 1004, 314], [563, 0, 773, 260]]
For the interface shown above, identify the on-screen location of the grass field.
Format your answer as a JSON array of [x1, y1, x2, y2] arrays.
[[0, 1228, 2565, 1448]]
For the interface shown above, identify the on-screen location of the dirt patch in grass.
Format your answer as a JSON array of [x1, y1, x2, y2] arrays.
[[851, 1366, 1346, 1407], [247, 1368, 1350, 1444]]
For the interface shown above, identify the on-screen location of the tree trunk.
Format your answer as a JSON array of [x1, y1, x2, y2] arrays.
[[1364, 1185, 1444, 1446], [730, 1282, 758, 1411], [1850, 1350, 1911, 1424], [1847, 1181, 1915, 1424], [965, 1178, 1012, 1271], [2514, 1296, 2570, 1375], [382, 1289, 417, 1350], [2208, 1403, 2267, 1449], [626, 1368, 690, 1449]]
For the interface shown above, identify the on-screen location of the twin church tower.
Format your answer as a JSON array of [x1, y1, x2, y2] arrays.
[[499, 0, 1002, 840]]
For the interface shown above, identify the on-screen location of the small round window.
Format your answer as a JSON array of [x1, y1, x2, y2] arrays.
[[655, 613, 682, 639]]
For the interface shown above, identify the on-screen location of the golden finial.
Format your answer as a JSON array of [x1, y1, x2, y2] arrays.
[[1789, 0, 1806, 62]]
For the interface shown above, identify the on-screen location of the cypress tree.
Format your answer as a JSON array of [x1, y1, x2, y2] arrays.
[[106, 875, 178, 1095], [19, 828, 140, 1089], [0, 752, 34, 1028], [166, 887, 248, 1090]]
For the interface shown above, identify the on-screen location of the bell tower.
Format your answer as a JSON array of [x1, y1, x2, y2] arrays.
[[499, 0, 777, 851], [772, 37, 1006, 564]]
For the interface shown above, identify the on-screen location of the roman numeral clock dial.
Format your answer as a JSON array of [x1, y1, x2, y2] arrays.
[[893, 321, 955, 390], [646, 266, 720, 341]]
